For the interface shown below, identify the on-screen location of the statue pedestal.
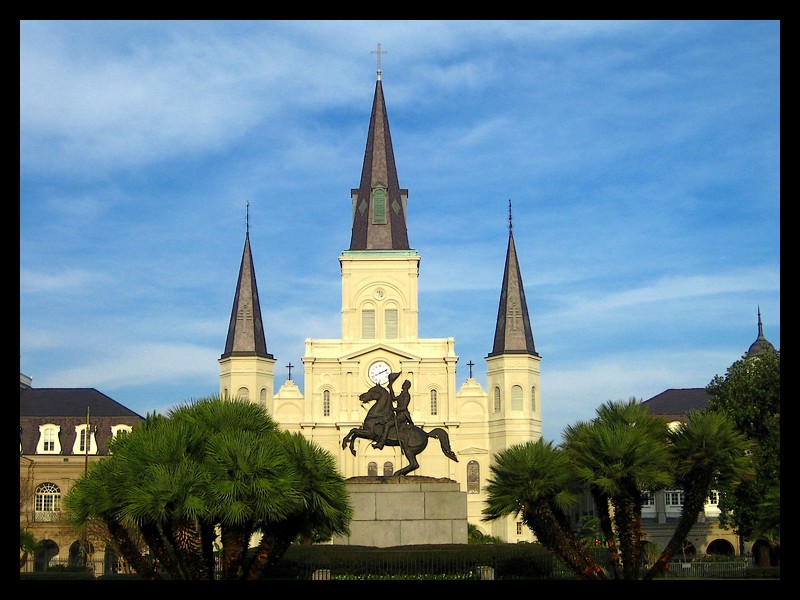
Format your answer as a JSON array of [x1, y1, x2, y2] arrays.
[[331, 476, 468, 547]]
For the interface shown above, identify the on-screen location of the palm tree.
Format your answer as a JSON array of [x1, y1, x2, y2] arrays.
[[563, 399, 673, 580], [482, 439, 607, 579], [64, 455, 159, 578], [643, 410, 753, 579], [245, 431, 352, 579], [65, 396, 351, 580]]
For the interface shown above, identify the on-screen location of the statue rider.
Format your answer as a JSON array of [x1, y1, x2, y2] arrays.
[[373, 374, 414, 450]]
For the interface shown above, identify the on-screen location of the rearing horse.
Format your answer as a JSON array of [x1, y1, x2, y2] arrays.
[[341, 384, 458, 476]]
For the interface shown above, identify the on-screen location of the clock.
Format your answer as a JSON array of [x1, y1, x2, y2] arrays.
[[368, 360, 391, 386], [373, 288, 385, 300]]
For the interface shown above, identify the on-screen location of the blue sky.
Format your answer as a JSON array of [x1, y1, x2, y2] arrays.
[[20, 20, 780, 443]]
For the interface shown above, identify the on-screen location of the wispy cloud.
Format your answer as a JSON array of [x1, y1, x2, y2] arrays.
[[20, 20, 780, 442]]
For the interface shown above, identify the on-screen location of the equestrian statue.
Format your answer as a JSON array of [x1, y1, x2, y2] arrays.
[[341, 373, 458, 476]]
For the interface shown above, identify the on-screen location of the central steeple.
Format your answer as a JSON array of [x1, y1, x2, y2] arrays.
[[348, 45, 410, 251]]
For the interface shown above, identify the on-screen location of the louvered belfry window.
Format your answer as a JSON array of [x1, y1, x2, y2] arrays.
[[372, 188, 387, 224], [385, 308, 398, 338], [362, 309, 375, 338]]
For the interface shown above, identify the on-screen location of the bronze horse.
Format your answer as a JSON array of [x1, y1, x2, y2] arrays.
[[341, 383, 458, 476]]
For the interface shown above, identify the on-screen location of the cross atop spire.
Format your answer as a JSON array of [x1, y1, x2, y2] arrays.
[[371, 43, 387, 81], [508, 199, 513, 233], [246, 201, 250, 234]]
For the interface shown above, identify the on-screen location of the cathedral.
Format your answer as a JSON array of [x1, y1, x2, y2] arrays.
[[218, 63, 541, 542]]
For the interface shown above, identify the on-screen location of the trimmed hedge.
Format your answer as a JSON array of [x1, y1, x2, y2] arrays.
[[262, 543, 572, 580]]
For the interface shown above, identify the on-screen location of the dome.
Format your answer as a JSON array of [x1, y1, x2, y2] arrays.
[[746, 307, 775, 358]]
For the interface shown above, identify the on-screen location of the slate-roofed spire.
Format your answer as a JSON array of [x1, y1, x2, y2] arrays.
[[489, 201, 538, 357], [221, 208, 273, 359], [746, 306, 775, 358], [349, 47, 410, 251]]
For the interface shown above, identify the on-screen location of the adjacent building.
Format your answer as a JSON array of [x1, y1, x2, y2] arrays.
[[19, 374, 144, 573], [637, 308, 776, 559]]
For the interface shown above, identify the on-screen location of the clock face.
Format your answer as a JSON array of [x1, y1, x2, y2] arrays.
[[368, 360, 391, 385]]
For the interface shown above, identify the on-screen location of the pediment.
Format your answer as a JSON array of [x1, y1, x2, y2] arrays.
[[458, 446, 489, 455], [340, 343, 419, 362]]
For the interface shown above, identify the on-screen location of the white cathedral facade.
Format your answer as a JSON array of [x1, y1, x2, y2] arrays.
[[218, 67, 541, 543]]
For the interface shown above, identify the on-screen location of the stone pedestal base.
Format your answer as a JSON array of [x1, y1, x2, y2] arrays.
[[331, 476, 468, 547]]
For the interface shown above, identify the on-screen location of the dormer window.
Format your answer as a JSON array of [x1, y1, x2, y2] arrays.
[[36, 424, 61, 454], [72, 424, 98, 455], [111, 424, 132, 438]]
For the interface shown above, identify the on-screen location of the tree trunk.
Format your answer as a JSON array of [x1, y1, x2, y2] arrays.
[[643, 480, 708, 580], [591, 488, 622, 579], [526, 501, 607, 580], [104, 517, 160, 579]]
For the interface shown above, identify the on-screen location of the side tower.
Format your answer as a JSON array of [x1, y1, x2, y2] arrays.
[[219, 208, 276, 410], [486, 201, 542, 454], [484, 202, 542, 540]]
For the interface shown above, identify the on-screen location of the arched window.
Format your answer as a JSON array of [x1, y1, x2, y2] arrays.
[[362, 308, 376, 338], [236, 386, 249, 401], [36, 424, 61, 454], [383, 462, 394, 477], [430, 389, 438, 416], [323, 390, 331, 417], [530, 386, 536, 413], [511, 385, 523, 411], [493, 387, 501, 413], [368, 462, 378, 476], [35, 482, 61, 522], [467, 460, 480, 493], [260, 388, 267, 409]]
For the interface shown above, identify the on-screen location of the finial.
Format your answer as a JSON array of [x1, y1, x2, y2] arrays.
[[371, 43, 387, 81], [508, 199, 513, 233], [757, 305, 764, 336], [246, 201, 250, 235]]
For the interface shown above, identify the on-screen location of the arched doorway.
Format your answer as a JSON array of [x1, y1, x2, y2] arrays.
[[34, 539, 58, 572], [675, 540, 696, 562], [641, 540, 660, 567], [104, 547, 121, 574], [706, 539, 735, 556], [69, 539, 94, 567]]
